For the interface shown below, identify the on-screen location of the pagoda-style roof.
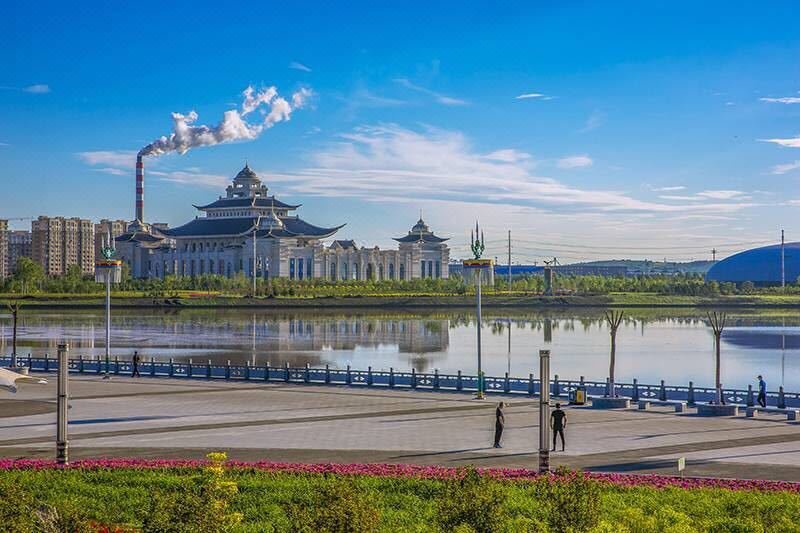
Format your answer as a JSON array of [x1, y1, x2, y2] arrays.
[[115, 231, 164, 244], [393, 217, 449, 244], [330, 239, 358, 250], [161, 216, 343, 239], [194, 196, 301, 210]]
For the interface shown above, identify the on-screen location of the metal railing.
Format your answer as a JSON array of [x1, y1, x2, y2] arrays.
[[3, 355, 798, 409]]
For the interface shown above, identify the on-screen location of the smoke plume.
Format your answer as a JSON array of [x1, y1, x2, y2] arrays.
[[138, 85, 311, 157]]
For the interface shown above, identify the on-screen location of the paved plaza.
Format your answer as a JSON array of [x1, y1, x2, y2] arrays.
[[2, 375, 800, 481]]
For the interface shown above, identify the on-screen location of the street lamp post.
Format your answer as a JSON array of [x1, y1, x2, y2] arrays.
[[463, 221, 493, 400], [95, 233, 121, 378], [56, 343, 69, 464], [538, 349, 551, 473]]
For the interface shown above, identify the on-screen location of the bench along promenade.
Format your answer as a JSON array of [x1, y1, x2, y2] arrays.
[[4, 354, 800, 415]]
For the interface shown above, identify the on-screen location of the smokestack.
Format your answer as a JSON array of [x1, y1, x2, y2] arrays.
[[135, 154, 144, 222]]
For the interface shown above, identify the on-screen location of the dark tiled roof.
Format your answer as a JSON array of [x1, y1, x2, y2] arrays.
[[331, 239, 358, 250], [194, 197, 300, 210], [393, 233, 449, 243], [162, 216, 343, 239], [115, 231, 164, 243]]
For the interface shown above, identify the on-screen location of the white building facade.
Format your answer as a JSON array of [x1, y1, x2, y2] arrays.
[[116, 164, 449, 281]]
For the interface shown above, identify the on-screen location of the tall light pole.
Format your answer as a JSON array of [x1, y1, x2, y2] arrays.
[[96, 230, 120, 378], [781, 229, 785, 291], [538, 349, 551, 473], [56, 343, 69, 464], [464, 220, 491, 399]]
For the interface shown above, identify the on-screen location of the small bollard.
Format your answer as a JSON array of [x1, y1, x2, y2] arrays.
[[687, 381, 695, 406], [457, 370, 463, 391], [632, 378, 639, 402], [779, 386, 787, 409], [747, 385, 754, 407], [304, 363, 310, 383], [325, 364, 331, 384], [207, 359, 212, 379], [659, 380, 667, 402]]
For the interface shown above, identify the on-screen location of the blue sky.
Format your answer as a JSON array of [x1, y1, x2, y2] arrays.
[[2, 1, 800, 262]]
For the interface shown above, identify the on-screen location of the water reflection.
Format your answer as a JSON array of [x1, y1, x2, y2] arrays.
[[1, 308, 798, 390]]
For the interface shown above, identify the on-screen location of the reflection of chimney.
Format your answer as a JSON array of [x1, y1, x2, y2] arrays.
[[135, 155, 144, 222]]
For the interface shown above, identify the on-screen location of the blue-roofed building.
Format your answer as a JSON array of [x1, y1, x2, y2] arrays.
[[116, 164, 449, 280], [705, 242, 796, 284]]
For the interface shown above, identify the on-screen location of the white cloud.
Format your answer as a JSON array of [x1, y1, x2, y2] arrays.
[[761, 137, 800, 148], [696, 190, 748, 200], [91, 167, 128, 176], [760, 96, 800, 104], [515, 92, 553, 100], [393, 78, 468, 106], [262, 124, 756, 216], [659, 195, 702, 201], [557, 155, 593, 169], [148, 170, 228, 188], [77, 150, 138, 168], [652, 186, 686, 192], [579, 110, 605, 133], [770, 160, 800, 175], [289, 61, 312, 72], [23, 84, 50, 94]]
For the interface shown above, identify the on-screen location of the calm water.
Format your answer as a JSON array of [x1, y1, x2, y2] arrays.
[[2, 308, 799, 390]]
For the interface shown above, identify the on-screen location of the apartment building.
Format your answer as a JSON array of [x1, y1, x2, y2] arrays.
[[31, 216, 95, 276]]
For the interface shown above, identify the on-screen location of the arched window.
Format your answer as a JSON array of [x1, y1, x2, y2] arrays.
[[342, 263, 348, 280], [378, 264, 384, 280], [191, 242, 196, 253], [399, 264, 405, 280], [366, 263, 374, 280], [354, 263, 360, 280], [330, 263, 336, 280], [388, 263, 395, 279]]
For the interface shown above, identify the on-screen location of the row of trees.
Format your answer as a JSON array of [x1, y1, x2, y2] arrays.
[[1, 258, 796, 297]]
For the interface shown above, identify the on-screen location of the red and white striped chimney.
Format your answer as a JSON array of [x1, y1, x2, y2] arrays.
[[135, 154, 144, 222]]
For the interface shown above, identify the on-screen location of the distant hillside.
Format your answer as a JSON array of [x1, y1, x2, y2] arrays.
[[571, 260, 716, 275]]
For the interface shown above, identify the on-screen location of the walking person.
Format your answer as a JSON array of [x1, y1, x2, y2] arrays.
[[757, 375, 767, 408], [493, 401, 506, 448], [131, 351, 141, 378], [551, 403, 567, 452]]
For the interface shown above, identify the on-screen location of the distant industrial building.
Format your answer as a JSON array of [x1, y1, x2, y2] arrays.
[[706, 242, 797, 284], [31, 216, 95, 276]]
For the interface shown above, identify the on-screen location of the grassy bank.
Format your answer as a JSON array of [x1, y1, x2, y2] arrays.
[[2, 459, 800, 532], [6, 291, 800, 308]]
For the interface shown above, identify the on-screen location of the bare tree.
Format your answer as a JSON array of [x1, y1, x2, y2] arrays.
[[707, 311, 727, 405], [604, 310, 624, 397]]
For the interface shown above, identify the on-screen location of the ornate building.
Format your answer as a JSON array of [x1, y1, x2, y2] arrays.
[[116, 164, 449, 281]]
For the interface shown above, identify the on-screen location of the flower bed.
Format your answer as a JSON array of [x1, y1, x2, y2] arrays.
[[2, 457, 799, 493]]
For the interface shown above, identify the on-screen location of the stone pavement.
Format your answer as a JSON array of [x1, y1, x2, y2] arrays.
[[2, 375, 800, 481]]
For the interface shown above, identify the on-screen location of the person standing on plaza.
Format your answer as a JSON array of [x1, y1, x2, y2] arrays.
[[132, 351, 141, 378], [551, 403, 567, 452], [493, 401, 506, 448], [757, 375, 767, 408]]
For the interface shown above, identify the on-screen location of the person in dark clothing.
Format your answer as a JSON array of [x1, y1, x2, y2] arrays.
[[493, 402, 506, 448], [757, 375, 767, 408], [551, 403, 567, 452], [131, 351, 141, 378]]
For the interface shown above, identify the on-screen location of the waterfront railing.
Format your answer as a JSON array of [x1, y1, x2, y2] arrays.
[[2, 355, 798, 409]]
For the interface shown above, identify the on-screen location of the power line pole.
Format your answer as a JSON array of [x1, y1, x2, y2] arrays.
[[712, 248, 717, 262], [781, 229, 785, 290], [507, 230, 512, 290]]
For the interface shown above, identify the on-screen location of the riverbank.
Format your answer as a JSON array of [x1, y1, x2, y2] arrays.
[[5, 291, 800, 308]]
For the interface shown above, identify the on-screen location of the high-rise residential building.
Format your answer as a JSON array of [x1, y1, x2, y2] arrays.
[[94, 219, 128, 262], [31, 216, 95, 276], [0, 220, 8, 279], [7, 230, 32, 274]]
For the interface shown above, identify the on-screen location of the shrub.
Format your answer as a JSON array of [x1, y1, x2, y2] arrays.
[[287, 477, 380, 532], [533, 469, 601, 532], [141, 452, 242, 533], [436, 468, 509, 533], [0, 478, 36, 532]]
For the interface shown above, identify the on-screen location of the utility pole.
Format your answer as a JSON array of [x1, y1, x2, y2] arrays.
[[781, 229, 785, 291], [507, 230, 512, 291], [712, 248, 717, 262]]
